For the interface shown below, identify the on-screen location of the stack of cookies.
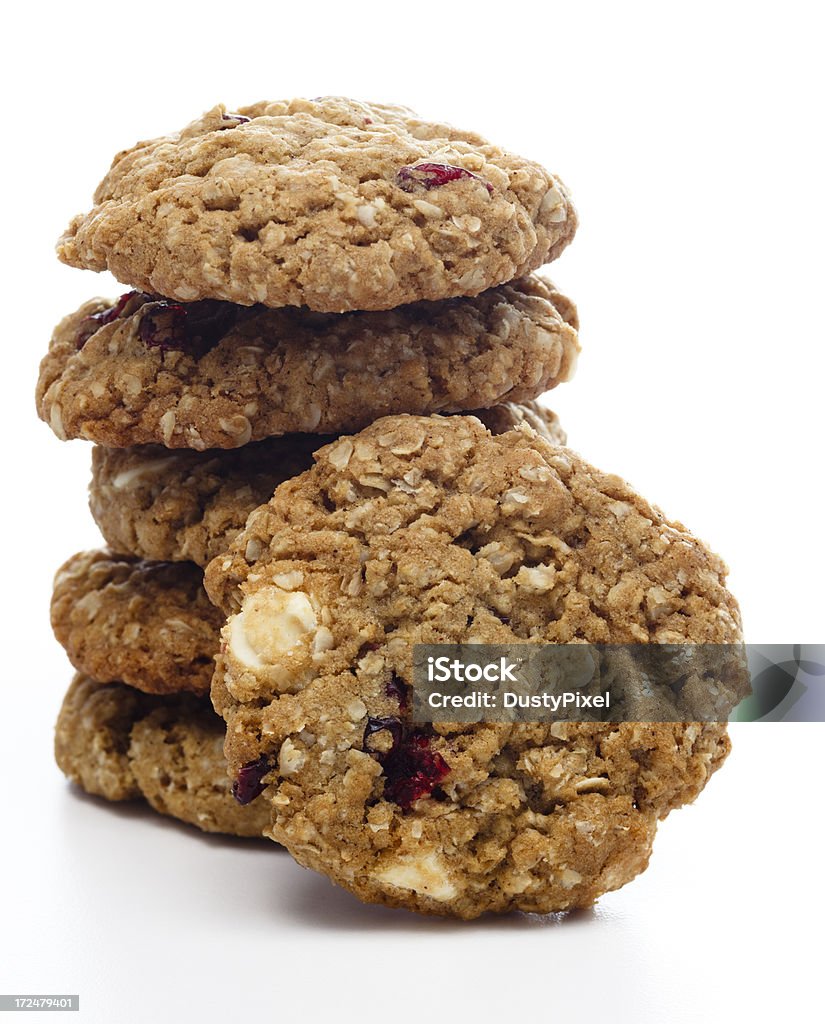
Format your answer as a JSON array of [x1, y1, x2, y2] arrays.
[[37, 98, 742, 918]]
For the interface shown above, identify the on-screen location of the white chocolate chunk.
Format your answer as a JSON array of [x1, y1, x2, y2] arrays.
[[355, 204, 378, 227], [271, 571, 304, 591], [228, 587, 317, 669], [540, 185, 564, 216], [111, 457, 177, 490], [375, 852, 457, 902]]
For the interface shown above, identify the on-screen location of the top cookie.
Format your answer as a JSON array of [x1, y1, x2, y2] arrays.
[[56, 98, 577, 312]]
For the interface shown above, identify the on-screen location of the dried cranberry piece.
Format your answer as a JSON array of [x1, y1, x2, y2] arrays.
[[385, 676, 409, 710], [138, 299, 236, 356], [383, 734, 449, 809], [232, 755, 271, 805], [220, 112, 251, 128], [76, 290, 148, 350], [396, 162, 493, 195], [364, 717, 449, 809]]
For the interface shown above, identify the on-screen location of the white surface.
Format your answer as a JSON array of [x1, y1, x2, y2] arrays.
[[1, 2, 822, 1022]]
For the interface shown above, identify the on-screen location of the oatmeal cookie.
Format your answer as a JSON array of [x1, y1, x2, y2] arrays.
[[89, 402, 565, 567], [36, 277, 578, 449], [203, 414, 742, 918], [55, 675, 268, 837], [89, 435, 323, 568], [57, 98, 577, 313], [51, 550, 222, 696]]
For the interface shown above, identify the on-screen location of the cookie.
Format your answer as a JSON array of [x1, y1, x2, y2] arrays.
[[56, 98, 577, 313], [36, 277, 578, 450], [89, 435, 323, 568], [203, 414, 742, 918], [55, 674, 268, 837], [51, 550, 222, 696], [89, 402, 566, 567]]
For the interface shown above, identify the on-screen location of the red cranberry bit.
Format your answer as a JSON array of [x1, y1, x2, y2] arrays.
[[232, 755, 271, 804], [76, 290, 147, 350], [384, 734, 449, 809], [396, 162, 493, 195], [138, 299, 236, 356], [364, 717, 449, 809], [220, 112, 251, 128]]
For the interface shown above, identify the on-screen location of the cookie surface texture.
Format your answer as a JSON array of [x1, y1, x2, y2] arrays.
[[36, 277, 578, 449], [204, 414, 742, 917], [51, 550, 222, 696], [89, 435, 324, 567], [55, 675, 268, 837], [88, 401, 565, 566], [57, 99, 577, 312]]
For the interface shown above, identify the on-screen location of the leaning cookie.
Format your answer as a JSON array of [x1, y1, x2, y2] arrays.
[[57, 98, 576, 313], [36, 277, 578, 449], [89, 402, 566, 567], [204, 414, 742, 918], [55, 675, 268, 838], [51, 551, 222, 696]]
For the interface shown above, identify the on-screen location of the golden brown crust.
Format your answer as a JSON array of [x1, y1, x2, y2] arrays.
[[89, 436, 325, 567], [57, 99, 577, 312], [51, 550, 222, 696], [203, 415, 741, 917], [54, 675, 268, 837], [36, 277, 578, 449], [88, 403, 565, 567]]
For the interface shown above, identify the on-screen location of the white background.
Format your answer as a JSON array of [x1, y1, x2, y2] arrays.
[[1, 2, 822, 1021]]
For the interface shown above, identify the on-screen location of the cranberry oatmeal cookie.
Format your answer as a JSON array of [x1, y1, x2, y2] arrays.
[[51, 550, 222, 697], [204, 415, 742, 918], [36, 277, 578, 449], [55, 675, 268, 837], [57, 98, 577, 313], [89, 402, 565, 567]]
